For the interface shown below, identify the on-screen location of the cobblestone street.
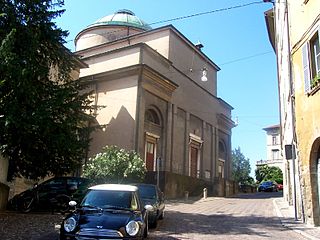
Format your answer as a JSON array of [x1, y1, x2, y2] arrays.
[[0, 212, 63, 240], [149, 192, 307, 239], [0, 192, 308, 239]]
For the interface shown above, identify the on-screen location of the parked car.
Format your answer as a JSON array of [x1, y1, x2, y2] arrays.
[[277, 183, 283, 191], [134, 183, 165, 228], [257, 181, 278, 192], [8, 176, 92, 213], [60, 184, 152, 240]]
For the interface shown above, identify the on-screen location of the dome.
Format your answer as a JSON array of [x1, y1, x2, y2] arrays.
[[87, 9, 152, 31], [75, 9, 152, 51]]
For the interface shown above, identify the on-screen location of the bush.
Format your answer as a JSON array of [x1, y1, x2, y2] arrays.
[[82, 146, 146, 184]]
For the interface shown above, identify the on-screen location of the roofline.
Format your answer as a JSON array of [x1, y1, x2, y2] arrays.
[[263, 124, 280, 131], [75, 24, 220, 71], [264, 8, 276, 51], [161, 24, 221, 71]]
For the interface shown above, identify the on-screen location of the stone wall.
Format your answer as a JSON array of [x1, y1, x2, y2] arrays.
[[145, 171, 236, 199], [0, 182, 9, 211]]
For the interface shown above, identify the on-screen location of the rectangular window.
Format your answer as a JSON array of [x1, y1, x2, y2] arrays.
[[272, 136, 277, 145], [272, 149, 279, 160], [303, 29, 320, 93]]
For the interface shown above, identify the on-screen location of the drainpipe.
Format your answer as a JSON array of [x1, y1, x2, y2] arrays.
[[285, 0, 304, 222]]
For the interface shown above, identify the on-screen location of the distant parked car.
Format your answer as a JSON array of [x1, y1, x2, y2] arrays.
[[60, 184, 152, 240], [134, 183, 165, 228], [277, 183, 283, 191], [257, 181, 278, 192], [8, 176, 92, 213]]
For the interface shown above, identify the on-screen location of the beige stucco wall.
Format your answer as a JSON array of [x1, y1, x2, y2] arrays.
[[289, 1, 320, 47], [168, 32, 218, 95], [290, 0, 320, 225], [87, 76, 138, 157], [294, 46, 320, 225], [80, 47, 141, 78]]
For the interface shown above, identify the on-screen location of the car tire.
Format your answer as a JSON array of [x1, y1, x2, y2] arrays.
[[55, 195, 71, 214], [18, 196, 34, 213], [143, 219, 149, 239], [150, 218, 157, 228]]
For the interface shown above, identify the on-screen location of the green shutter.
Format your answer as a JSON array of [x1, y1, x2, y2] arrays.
[[302, 43, 311, 93]]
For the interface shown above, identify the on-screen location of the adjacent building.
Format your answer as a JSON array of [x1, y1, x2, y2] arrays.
[[265, 0, 320, 225], [256, 124, 283, 172], [75, 10, 235, 198]]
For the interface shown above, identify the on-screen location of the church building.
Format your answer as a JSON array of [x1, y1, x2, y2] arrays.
[[76, 10, 235, 197]]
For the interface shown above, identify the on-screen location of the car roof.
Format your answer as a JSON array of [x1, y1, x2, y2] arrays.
[[89, 184, 138, 192]]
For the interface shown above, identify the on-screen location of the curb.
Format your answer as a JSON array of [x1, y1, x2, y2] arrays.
[[273, 199, 318, 240]]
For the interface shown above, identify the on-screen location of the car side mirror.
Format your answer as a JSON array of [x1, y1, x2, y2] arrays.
[[69, 200, 77, 207], [144, 204, 153, 211]]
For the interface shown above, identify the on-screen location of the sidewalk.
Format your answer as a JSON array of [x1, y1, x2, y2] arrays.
[[273, 197, 320, 240]]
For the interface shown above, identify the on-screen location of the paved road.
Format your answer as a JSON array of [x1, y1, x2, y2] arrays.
[[149, 192, 307, 240], [0, 192, 307, 239]]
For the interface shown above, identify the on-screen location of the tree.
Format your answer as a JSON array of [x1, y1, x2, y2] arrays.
[[0, 1, 94, 180], [82, 146, 146, 184], [255, 165, 283, 184], [231, 147, 253, 185]]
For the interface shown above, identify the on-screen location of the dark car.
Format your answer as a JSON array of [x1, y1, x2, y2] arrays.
[[135, 183, 165, 228], [8, 176, 92, 213], [257, 181, 278, 192], [60, 184, 152, 240]]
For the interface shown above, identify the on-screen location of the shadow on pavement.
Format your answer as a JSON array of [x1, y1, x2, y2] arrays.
[[230, 191, 283, 199], [151, 208, 291, 239]]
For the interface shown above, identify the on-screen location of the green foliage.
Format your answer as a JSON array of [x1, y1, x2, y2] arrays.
[[255, 165, 283, 184], [232, 147, 253, 185], [311, 74, 320, 88], [82, 146, 146, 184], [0, 1, 94, 180]]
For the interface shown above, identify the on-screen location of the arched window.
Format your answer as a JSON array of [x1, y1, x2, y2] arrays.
[[145, 109, 160, 125]]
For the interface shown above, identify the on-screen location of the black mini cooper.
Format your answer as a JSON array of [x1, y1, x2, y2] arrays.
[[60, 184, 152, 239]]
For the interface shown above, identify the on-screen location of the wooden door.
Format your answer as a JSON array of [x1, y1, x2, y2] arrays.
[[190, 147, 198, 178], [146, 142, 155, 171]]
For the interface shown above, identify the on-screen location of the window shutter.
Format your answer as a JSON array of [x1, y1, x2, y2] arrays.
[[302, 43, 311, 93]]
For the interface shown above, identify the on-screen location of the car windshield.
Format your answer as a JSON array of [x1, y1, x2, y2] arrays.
[[138, 186, 156, 199], [81, 190, 136, 210]]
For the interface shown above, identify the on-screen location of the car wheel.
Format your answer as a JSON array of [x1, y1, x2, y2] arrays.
[[143, 219, 149, 238], [150, 218, 157, 228], [18, 196, 34, 213], [55, 195, 70, 214], [159, 210, 164, 220]]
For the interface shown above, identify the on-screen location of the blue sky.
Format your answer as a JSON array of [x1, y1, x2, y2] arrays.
[[56, 0, 279, 177]]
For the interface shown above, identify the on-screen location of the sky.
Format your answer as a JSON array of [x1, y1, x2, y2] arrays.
[[55, 0, 279, 177]]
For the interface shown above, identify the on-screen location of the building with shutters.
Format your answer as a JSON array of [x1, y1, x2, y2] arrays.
[[265, 0, 320, 226], [256, 124, 284, 172], [75, 10, 235, 198]]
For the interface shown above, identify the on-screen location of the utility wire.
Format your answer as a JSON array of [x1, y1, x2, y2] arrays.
[[219, 51, 273, 66], [65, 1, 265, 44], [149, 1, 265, 26]]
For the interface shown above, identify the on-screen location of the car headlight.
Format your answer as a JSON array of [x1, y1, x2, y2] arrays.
[[64, 217, 77, 232], [126, 221, 140, 236]]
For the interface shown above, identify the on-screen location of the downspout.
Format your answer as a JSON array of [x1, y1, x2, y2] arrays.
[[285, 0, 304, 222]]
